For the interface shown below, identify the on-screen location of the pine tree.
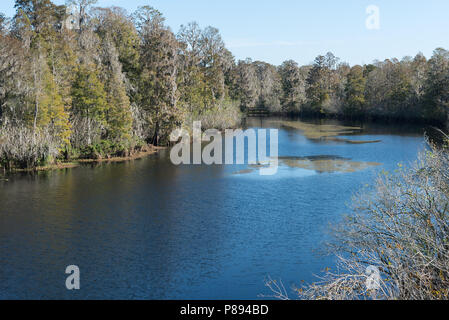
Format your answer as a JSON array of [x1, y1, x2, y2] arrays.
[[101, 40, 133, 144], [344, 65, 366, 118], [71, 64, 107, 145], [306, 55, 329, 114], [39, 66, 71, 150]]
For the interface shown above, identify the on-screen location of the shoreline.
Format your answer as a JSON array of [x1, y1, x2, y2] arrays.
[[2, 145, 165, 175], [252, 111, 447, 128]]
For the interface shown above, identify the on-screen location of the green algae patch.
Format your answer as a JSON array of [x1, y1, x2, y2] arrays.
[[326, 137, 382, 144], [232, 169, 255, 175], [281, 121, 361, 139], [279, 156, 381, 173], [281, 120, 381, 144], [233, 162, 272, 175], [232, 155, 382, 175]]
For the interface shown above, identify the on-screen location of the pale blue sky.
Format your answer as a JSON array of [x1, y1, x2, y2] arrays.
[[1, 0, 449, 66]]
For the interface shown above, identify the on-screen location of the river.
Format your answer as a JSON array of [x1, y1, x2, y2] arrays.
[[0, 117, 425, 299]]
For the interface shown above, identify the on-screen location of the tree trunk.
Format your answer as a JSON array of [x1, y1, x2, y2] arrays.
[[152, 121, 159, 147], [87, 108, 91, 145], [33, 62, 39, 144]]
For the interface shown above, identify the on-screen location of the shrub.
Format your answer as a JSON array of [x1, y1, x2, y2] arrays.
[[0, 125, 59, 170], [266, 137, 449, 300], [184, 99, 242, 131], [77, 136, 146, 159]]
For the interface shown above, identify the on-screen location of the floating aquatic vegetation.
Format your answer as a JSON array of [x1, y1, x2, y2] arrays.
[[325, 137, 382, 144], [249, 162, 271, 169], [281, 121, 381, 144], [232, 155, 381, 175], [279, 156, 381, 173], [232, 169, 255, 175], [281, 121, 360, 139], [278, 155, 349, 161]]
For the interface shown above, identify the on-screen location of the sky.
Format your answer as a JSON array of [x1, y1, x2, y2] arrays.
[[1, 0, 449, 66]]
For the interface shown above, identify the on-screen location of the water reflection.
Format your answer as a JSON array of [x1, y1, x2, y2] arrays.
[[0, 117, 425, 299]]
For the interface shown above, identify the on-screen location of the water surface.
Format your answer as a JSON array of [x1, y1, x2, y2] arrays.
[[0, 117, 425, 299]]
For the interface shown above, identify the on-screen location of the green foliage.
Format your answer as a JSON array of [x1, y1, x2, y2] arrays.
[[71, 64, 108, 146], [278, 60, 305, 113], [93, 7, 140, 103], [343, 65, 366, 118], [2, 0, 449, 170], [306, 55, 330, 112], [71, 65, 107, 123], [423, 48, 449, 122], [78, 138, 141, 159], [39, 66, 72, 150]]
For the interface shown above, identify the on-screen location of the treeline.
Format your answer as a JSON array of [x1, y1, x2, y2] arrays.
[[236, 51, 449, 124], [1, 1, 448, 170], [0, 0, 241, 169]]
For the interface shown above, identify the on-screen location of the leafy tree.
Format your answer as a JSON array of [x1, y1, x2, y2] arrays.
[[0, 32, 30, 125], [92, 7, 140, 102], [199, 26, 232, 104], [13, 0, 65, 42], [306, 55, 329, 113], [364, 59, 414, 120], [235, 59, 258, 111], [279, 60, 306, 113], [71, 64, 107, 146], [386, 61, 414, 117], [343, 65, 366, 118], [177, 22, 235, 121], [423, 48, 449, 122], [39, 66, 71, 150], [410, 53, 428, 98], [134, 6, 180, 146], [306, 52, 341, 115], [177, 22, 213, 116], [254, 61, 282, 112], [100, 39, 133, 144]]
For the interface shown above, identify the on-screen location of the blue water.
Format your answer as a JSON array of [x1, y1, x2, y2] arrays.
[[0, 118, 425, 299]]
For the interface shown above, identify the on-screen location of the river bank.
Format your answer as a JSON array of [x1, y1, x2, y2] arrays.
[[1, 145, 164, 175]]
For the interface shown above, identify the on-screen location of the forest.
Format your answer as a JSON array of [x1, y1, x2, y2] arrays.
[[0, 0, 448, 170]]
